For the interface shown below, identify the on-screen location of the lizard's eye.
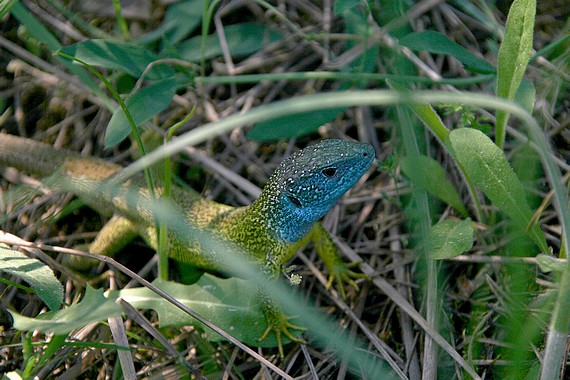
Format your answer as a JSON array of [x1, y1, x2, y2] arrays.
[[322, 167, 337, 178], [287, 195, 302, 208]]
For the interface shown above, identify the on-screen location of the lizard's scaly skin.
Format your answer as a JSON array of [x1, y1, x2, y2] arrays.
[[0, 133, 375, 353]]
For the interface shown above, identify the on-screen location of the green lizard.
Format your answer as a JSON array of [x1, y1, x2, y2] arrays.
[[0, 133, 375, 355]]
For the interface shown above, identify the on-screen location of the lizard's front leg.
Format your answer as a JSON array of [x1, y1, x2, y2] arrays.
[[305, 222, 367, 299], [257, 251, 306, 358]]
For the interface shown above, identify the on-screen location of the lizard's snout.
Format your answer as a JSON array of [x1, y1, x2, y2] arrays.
[[354, 142, 375, 166]]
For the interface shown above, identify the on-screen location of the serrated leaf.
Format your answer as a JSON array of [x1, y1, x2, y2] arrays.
[[247, 107, 346, 141], [59, 39, 175, 80], [11, 287, 122, 334], [113, 275, 301, 347], [0, 244, 62, 311], [178, 23, 283, 62], [105, 77, 180, 147], [399, 31, 496, 74], [429, 219, 473, 259], [447, 128, 548, 253], [400, 155, 468, 217]]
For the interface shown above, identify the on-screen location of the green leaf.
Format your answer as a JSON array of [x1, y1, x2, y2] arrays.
[[399, 31, 496, 74], [447, 128, 548, 253], [137, 0, 203, 45], [495, 0, 536, 147], [113, 275, 301, 347], [59, 39, 175, 80], [11, 287, 122, 334], [428, 219, 473, 259], [514, 79, 536, 114], [334, 0, 362, 14], [536, 254, 566, 273], [10, 3, 114, 109], [496, 0, 536, 101], [0, 244, 63, 311], [0, 0, 17, 19], [400, 155, 468, 217], [386, 79, 450, 142], [340, 6, 378, 75], [105, 77, 180, 147], [178, 23, 283, 62], [247, 107, 346, 141]]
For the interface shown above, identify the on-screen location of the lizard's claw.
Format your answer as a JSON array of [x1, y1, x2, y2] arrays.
[[326, 261, 368, 299], [259, 314, 307, 358]]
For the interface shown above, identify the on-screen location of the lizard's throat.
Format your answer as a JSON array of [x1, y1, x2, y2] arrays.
[[251, 192, 329, 243], [276, 209, 324, 243]]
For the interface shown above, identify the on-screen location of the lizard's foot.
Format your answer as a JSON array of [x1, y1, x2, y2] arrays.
[[259, 314, 307, 358], [326, 261, 368, 299]]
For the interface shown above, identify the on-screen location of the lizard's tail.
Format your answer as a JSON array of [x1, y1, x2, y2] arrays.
[[0, 133, 120, 180]]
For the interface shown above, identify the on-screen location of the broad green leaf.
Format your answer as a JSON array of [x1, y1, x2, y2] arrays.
[[340, 6, 379, 75], [400, 155, 468, 217], [137, 0, 203, 45], [451, 1, 496, 31], [447, 128, 548, 253], [0, 244, 63, 311], [178, 23, 283, 62], [495, 0, 536, 147], [429, 219, 473, 259], [496, 0, 536, 100], [11, 287, 122, 334], [113, 275, 301, 347], [399, 31, 496, 74], [334, 0, 362, 14], [59, 39, 175, 80], [10, 3, 114, 109], [247, 107, 346, 141], [105, 77, 180, 147]]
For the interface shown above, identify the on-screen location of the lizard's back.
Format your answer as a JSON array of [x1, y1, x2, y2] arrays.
[[0, 132, 235, 233]]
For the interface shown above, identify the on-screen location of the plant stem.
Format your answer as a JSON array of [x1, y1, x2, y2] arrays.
[[541, 257, 570, 379]]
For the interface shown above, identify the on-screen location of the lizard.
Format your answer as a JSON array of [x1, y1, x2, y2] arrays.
[[0, 132, 375, 356]]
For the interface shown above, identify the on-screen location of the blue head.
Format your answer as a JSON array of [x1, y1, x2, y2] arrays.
[[255, 139, 375, 243]]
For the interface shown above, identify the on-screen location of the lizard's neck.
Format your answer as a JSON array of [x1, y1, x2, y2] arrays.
[[249, 186, 326, 244]]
